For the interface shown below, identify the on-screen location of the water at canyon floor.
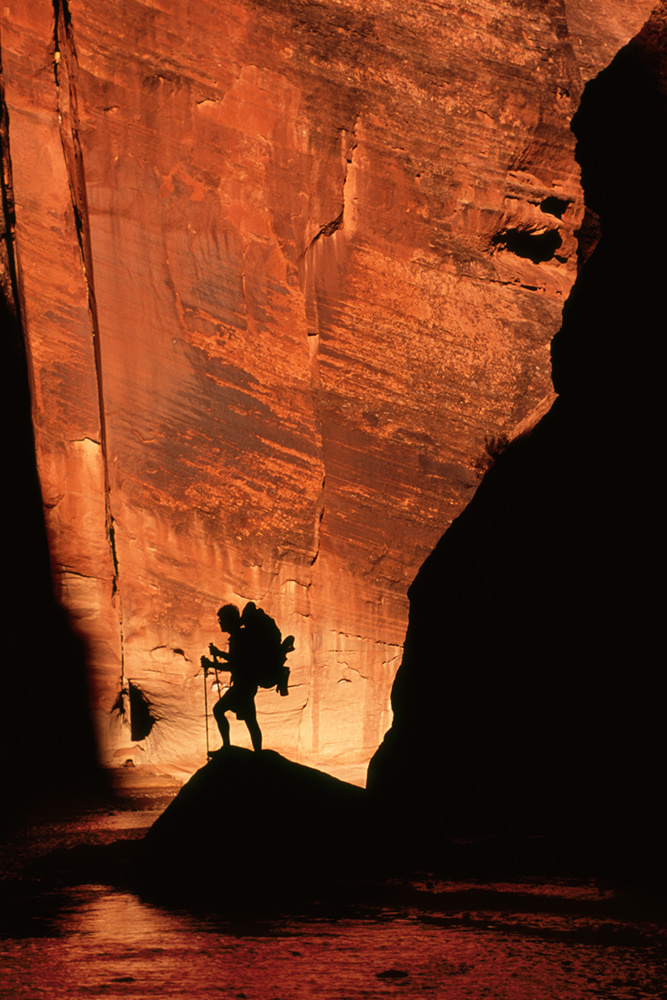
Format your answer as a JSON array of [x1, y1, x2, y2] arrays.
[[1, 791, 665, 999]]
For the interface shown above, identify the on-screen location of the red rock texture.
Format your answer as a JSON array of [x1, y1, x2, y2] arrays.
[[0, 0, 655, 778]]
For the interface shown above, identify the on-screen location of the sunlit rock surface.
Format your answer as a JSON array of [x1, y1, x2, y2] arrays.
[[0, 0, 654, 777]]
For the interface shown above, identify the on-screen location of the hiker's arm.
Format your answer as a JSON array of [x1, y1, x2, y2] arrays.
[[209, 643, 231, 663]]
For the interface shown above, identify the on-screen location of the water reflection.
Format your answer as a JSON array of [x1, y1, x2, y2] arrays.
[[2, 877, 665, 999]]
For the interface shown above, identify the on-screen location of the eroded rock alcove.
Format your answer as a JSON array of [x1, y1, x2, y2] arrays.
[[0, 0, 656, 783]]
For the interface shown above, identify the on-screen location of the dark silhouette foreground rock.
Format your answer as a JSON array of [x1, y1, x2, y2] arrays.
[[368, 11, 665, 848], [138, 749, 372, 900]]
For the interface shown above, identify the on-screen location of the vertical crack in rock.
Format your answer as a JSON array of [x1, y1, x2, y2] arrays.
[[0, 51, 20, 331], [305, 326, 325, 756], [340, 123, 358, 226], [298, 121, 357, 326], [52, 0, 126, 677], [304, 208, 344, 253], [300, 126, 357, 258], [303, 121, 359, 572], [305, 297, 325, 573], [310, 474, 325, 568], [298, 122, 359, 751]]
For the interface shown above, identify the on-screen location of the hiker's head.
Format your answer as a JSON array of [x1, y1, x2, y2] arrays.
[[217, 604, 241, 632]]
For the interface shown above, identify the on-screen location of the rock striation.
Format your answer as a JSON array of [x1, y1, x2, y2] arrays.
[[0, 1, 655, 778]]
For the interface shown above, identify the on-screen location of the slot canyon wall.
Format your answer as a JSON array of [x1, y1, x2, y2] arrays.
[[0, 0, 656, 782], [370, 4, 666, 836]]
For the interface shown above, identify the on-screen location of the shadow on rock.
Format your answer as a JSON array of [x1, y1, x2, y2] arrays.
[[368, 10, 665, 858], [135, 749, 375, 904]]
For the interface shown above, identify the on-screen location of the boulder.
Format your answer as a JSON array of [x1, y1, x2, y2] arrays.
[[139, 748, 372, 900]]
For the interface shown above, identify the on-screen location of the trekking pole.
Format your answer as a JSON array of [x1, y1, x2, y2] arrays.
[[202, 658, 210, 760]]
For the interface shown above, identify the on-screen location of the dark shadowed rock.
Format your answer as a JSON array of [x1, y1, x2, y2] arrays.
[[368, 9, 665, 849], [138, 749, 372, 900]]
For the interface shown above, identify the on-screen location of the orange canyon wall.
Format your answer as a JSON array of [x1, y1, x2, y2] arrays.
[[0, 0, 655, 779]]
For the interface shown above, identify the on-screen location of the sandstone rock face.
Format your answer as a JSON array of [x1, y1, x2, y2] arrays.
[[0, 1, 654, 778]]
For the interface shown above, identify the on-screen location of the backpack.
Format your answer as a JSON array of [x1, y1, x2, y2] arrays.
[[241, 602, 294, 695]]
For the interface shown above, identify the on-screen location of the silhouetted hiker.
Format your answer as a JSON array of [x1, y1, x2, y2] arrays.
[[200, 602, 294, 754]]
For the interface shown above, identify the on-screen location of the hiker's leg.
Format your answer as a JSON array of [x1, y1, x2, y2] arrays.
[[246, 718, 262, 752], [244, 699, 262, 752], [213, 698, 231, 748], [246, 719, 262, 752]]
